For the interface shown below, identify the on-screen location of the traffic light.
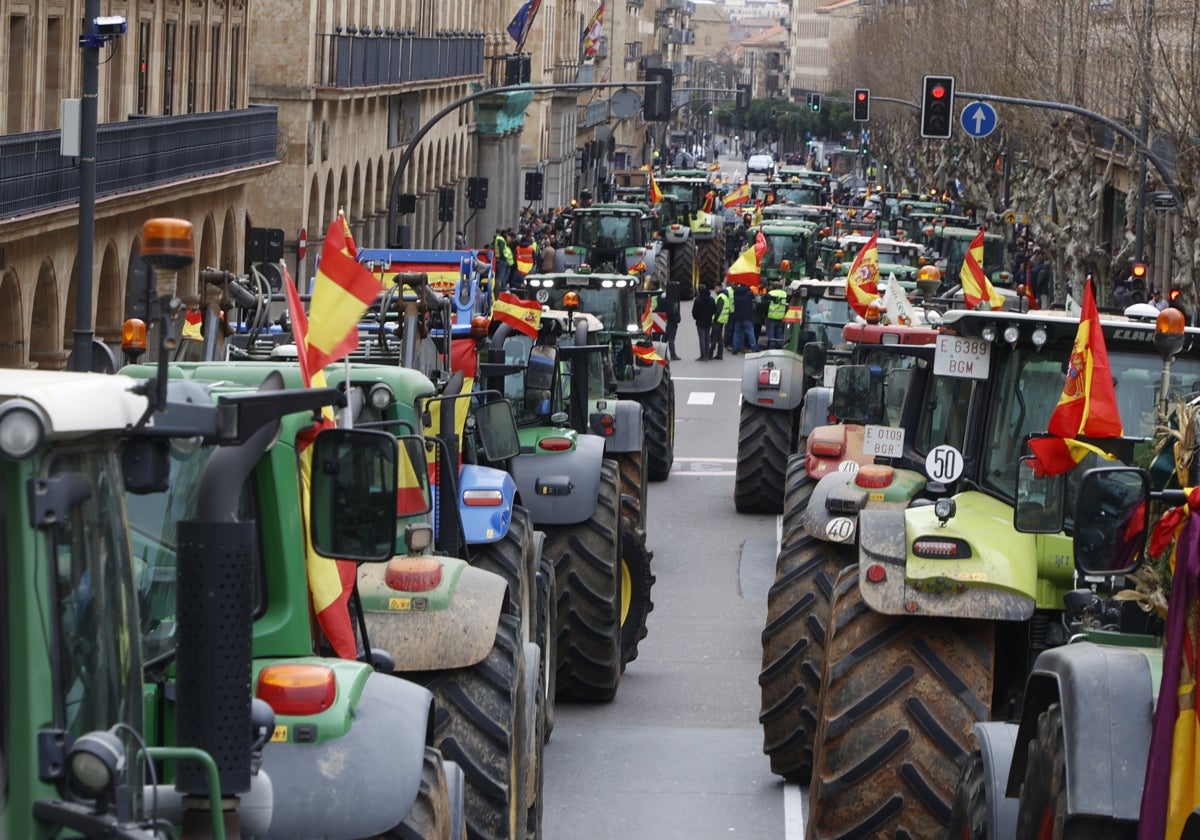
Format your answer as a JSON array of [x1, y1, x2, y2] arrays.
[[644, 67, 674, 121], [809, 93, 821, 113], [920, 75, 955, 139], [1168, 287, 1182, 304], [467, 176, 489, 209], [1132, 262, 1147, 283], [437, 187, 455, 222], [524, 171, 544, 202], [735, 83, 751, 113], [853, 88, 870, 122]]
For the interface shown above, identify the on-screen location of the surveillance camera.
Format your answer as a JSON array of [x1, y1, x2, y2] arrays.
[[93, 16, 127, 36]]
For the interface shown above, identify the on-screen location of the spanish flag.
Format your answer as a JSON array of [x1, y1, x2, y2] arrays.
[[649, 171, 664, 205], [959, 228, 1004, 309], [640, 296, 654, 332], [492, 291, 542, 338], [702, 191, 716, 213], [1027, 279, 1122, 476], [284, 266, 358, 660], [632, 342, 665, 365], [727, 230, 767, 287], [307, 214, 380, 372], [724, 182, 751, 207], [845, 231, 880, 318]]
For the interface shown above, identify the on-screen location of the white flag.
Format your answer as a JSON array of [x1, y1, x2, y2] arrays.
[[882, 273, 918, 325]]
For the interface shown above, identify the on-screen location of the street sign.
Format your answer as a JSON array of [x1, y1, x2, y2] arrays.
[[960, 101, 997, 138], [1153, 191, 1177, 211]]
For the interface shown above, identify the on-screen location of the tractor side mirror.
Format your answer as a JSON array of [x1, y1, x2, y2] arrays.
[[802, 341, 827, 379], [1072, 466, 1149, 576], [310, 428, 409, 562], [475, 400, 521, 462], [831, 365, 884, 425]]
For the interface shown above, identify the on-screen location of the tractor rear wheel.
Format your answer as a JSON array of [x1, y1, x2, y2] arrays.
[[530, 530, 556, 741], [391, 746, 453, 840], [636, 371, 675, 481], [472, 507, 536, 645], [758, 535, 850, 784], [698, 230, 726, 289], [807, 568, 994, 839], [1015, 705, 1136, 840], [620, 527, 655, 669], [416, 614, 529, 840], [670, 241, 697, 300], [735, 403, 792, 513], [947, 747, 989, 840], [544, 459, 623, 702], [779, 453, 813, 549], [615, 441, 648, 534]]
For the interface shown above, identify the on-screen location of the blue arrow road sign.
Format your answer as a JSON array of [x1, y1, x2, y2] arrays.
[[960, 101, 997, 138]]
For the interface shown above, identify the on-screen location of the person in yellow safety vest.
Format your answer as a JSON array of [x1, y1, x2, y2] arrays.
[[494, 229, 515, 291], [709, 283, 732, 360], [513, 234, 537, 287], [765, 281, 789, 349]]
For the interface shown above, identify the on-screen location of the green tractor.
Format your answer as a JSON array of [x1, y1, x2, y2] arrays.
[[753, 219, 822, 286], [816, 231, 926, 287], [655, 170, 728, 297], [790, 308, 1200, 838], [554, 203, 668, 288]]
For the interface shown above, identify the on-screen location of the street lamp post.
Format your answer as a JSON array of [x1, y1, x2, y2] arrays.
[[1133, 0, 1154, 265]]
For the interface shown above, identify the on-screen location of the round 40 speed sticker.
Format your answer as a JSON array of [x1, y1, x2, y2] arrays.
[[825, 516, 855, 542], [925, 444, 964, 483]]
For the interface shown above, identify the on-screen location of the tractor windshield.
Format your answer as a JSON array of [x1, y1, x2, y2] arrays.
[[773, 185, 823, 206], [535, 285, 636, 333], [43, 449, 143, 748], [802, 295, 852, 346], [939, 234, 1005, 282], [760, 233, 809, 270], [575, 214, 640, 249]]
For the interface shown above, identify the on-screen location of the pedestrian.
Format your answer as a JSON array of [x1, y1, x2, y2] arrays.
[[729, 282, 757, 354], [1152, 289, 1168, 311], [513, 233, 537, 286], [1028, 249, 1051, 309], [455, 230, 467, 250], [692, 284, 716, 360], [540, 233, 557, 273], [1113, 281, 1132, 310], [655, 280, 682, 360], [493, 229, 515, 292], [710, 283, 732, 360], [764, 280, 788, 349]]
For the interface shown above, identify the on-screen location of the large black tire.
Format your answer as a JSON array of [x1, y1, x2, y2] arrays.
[[758, 535, 850, 784], [670, 240, 697, 300], [807, 569, 994, 840], [734, 403, 793, 513], [698, 230, 726, 289], [636, 371, 675, 482], [544, 459, 623, 702], [472, 507, 536, 646], [947, 747, 989, 840], [1014, 705, 1136, 840], [532, 535, 557, 741], [614, 442, 648, 535], [391, 746, 453, 840], [620, 527, 655, 669], [521, 644, 544, 840], [416, 614, 529, 840], [652, 247, 671, 291], [779, 453, 813, 549]]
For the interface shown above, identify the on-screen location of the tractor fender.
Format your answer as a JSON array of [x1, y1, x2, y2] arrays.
[[803, 468, 926, 544], [970, 721, 1020, 840], [598, 398, 644, 455], [663, 227, 690, 246], [617, 351, 666, 395], [799, 386, 832, 438], [1004, 642, 1157, 822], [739, 349, 807, 412], [257, 672, 434, 838], [457, 463, 518, 545], [509, 433, 607, 525], [361, 562, 509, 671]]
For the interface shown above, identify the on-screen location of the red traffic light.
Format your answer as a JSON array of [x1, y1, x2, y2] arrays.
[[931, 85, 947, 100], [1132, 263, 1147, 279], [856, 91, 867, 102], [1168, 287, 1182, 301]]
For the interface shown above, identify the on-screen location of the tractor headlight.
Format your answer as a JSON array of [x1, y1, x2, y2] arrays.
[[0, 400, 46, 460]]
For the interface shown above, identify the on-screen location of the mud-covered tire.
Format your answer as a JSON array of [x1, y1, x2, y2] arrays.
[[735, 403, 793, 513], [947, 747, 989, 840], [416, 614, 529, 840], [780, 453, 813, 549], [758, 536, 850, 784], [614, 442, 648, 534], [391, 746, 453, 840], [544, 459, 623, 702], [521, 644, 544, 840], [620, 528, 655, 669], [532, 538, 557, 740], [1014, 705, 1136, 840], [807, 568, 994, 839], [698, 230, 726, 289], [670, 240, 697, 300], [636, 371, 675, 481], [653, 248, 671, 290], [472, 507, 535, 646]]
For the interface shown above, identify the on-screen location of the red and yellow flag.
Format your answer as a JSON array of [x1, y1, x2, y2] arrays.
[[640, 297, 654, 332], [960, 228, 1004, 309], [649, 171, 664, 205], [632, 343, 665, 365], [1027, 279, 1122, 476], [182, 308, 203, 341], [702, 191, 716, 214], [307, 215, 380, 371], [845, 231, 880, 318], [727, 230, 767, 287], [284, 266, 358, 660], [492, 291, 542, 338], [724, 182, 751, 207]]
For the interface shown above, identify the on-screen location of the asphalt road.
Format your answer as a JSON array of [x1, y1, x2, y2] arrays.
[[542, 331, 805, 840]]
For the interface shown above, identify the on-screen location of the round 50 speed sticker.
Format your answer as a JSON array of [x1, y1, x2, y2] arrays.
[[925, 445, 964, 483]]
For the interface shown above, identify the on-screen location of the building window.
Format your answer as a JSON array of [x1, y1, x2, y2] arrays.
[[8, 15, 28, 132], [186, 23, 199, 113], [137, 20, 150, 115], [45, 17, 63, 128], [209, 25, 221, 111], [228, 24, 241, 109], [625, 41, 642, 61], [163, 22, 176, 115]]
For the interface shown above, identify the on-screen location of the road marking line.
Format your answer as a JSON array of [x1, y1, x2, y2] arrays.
[[688, 391, 715, 405], [784, 784, 805, 839], [674, 457, 736, 462], [671, 376, 741, 382]]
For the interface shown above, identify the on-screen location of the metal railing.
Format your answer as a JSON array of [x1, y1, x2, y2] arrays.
[[0, 106, 278, 220], [316, 31, 484, 87], [579, 100, 609, 128]]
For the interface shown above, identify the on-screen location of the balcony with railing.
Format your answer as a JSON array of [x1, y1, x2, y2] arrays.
[[316, 29, 485, 88], [0, 106, 278, 221]]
